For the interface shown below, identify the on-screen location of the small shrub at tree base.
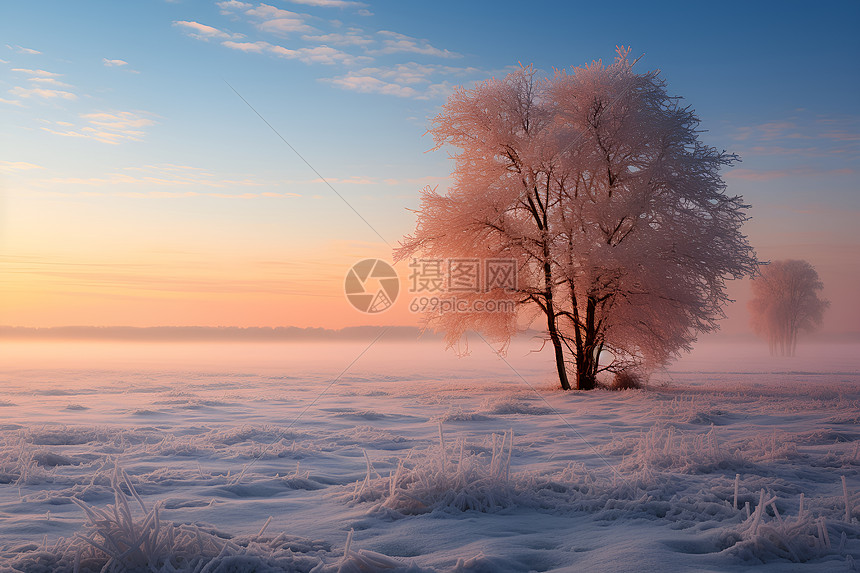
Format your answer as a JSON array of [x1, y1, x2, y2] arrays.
[[610, 370, 643, 391]]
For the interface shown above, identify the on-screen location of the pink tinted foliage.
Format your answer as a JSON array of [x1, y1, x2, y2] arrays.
[[396, 47, 757, 389]]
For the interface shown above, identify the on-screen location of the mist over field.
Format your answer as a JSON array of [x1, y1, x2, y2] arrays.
[[1, 338, 858, 571]]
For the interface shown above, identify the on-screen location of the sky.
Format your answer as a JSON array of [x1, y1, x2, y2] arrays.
[[1, 1, 858, 337]]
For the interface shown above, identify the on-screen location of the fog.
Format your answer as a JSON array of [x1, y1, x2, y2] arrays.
[[3, 338, 857, 378]]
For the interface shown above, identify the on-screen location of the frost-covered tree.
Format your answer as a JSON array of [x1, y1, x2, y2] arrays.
[[396, 48, 757, 390], [748, 259, 828, 356]]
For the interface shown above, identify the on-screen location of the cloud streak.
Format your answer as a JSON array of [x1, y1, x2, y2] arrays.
[[6, 44, 41, 55], [301, 31, 373, 46], [327, 62, 479, 99], [245, 4, 313, 35], [10, 86, 77, 100], [286, 0, 367, 7], [41, 111, 155, 144], [222, 39, 368, 65], [730, 113, 860, 159], [174, 4, 471, 99], [328, 75, 418, 97], [27, 163, 306, 198], [726, 167, 855, 181], [374, 31, 460, 58], [0, 161, 43, 173], [11, 68, 60, 77], [173, 20, 243, 40], [217, 0, 252, 13]]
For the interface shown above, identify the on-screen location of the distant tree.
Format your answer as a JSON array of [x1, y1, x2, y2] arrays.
[[748, 259, 829, 356], [396, 48, 757, 390]]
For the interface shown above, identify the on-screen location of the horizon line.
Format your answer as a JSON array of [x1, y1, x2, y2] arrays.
[[0, 325, 436, 342], [1, 325, 859, 343]]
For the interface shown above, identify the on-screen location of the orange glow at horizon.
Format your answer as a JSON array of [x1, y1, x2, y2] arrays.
[[3, 241, 859, 335], [0, 247, 421, 329], [3, 191, 858, 334]]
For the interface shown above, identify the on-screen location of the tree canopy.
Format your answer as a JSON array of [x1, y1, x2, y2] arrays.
[[396, 48, 757, 389]]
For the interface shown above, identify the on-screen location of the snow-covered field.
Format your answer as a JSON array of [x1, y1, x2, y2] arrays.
[[1, 339, 858, 572]]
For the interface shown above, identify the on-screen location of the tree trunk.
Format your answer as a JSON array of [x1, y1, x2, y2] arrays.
[[574, 296, 599, 390], [575, 342, 600, 390], [546, 293, 571, 390], [541, 257, 571, 390], [548, 324, 571, 391], [575, 357, 597, 390]]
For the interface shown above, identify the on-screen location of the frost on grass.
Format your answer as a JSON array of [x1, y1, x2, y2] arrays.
[[720, 487, 860, 564], [650, 395, 731, 425], [479, 396, 550, 416], [430, 407, 489, 423], [337, 529, 435, 573], [1, 467, 328, 573], [349, 425, 523, 514], [3, 366, 859, 571], [607, 423, 745, 474]]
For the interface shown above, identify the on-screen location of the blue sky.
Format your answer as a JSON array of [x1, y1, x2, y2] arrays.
[[1, 0, 858, 333]]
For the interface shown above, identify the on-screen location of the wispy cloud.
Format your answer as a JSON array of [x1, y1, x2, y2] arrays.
[[28, 164, 306, 201], [0, 161, 43, 173], [301, 31, 372, 46], [359, 63, 479, 84], [11, 68, 60, 77], [9, 86, 77, 100], [382, 175, 450, 186], [734, 121, 798, 141], [217, 0, 252, 13], [245, 4, 313, 35], [177, 4, 465, 94], [23, 164, 325, 200], [41, 111, 156, 144], [245, 3, 300, 18], [222, 40, 270, 53], [286, 0, 367, 7], [373, 31, 460, 58], [173, 20, 243, 41], [102, 58, 139, 73], [730, 113, 860, 159], [816, 118, 860, 143], [28, 77, 72, 87], [726, 167, 855, 181], [85, 111, 154, 131], [328, 74, 418, 97], [328, 62, 478, 99], [319, 175, 375, 185], [6, 44, 41, 55], [0, 257, 335, 298], [269, 44, 367, 65], [222, 39, 368, 65], [8, 68, 73, 93]]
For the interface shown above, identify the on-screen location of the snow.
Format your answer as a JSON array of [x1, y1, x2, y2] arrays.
[[0, 339, 858, 571]]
